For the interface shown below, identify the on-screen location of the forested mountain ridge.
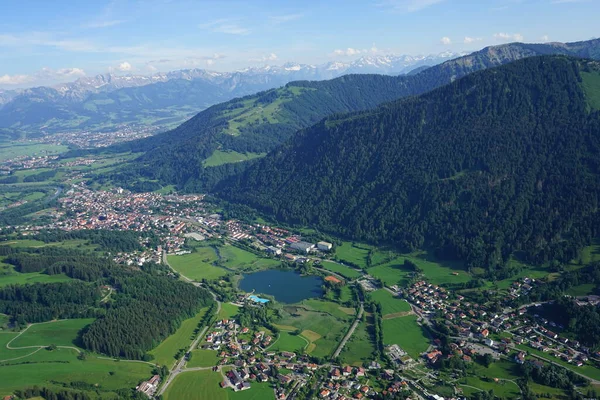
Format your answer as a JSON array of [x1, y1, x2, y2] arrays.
[[103, 38, 600, 192], [218, 56, 600, 277]]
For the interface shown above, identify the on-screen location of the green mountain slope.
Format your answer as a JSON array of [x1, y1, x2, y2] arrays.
[[218, 57, 600, 277], [107, 39, 600, 191]]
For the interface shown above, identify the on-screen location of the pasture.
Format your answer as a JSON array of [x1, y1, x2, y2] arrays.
[[149, 307, 209, 367], [268, 331, 308, 353], [168, 248, 227, 281], [369, 290, 411, 316], [276, 299, 351, 358], [320, 261, 362, 279], [0, 143, 68, 163], [0, 345, 152, 397], [339, 318, 377, 366], [219, 245, 279, 272], [187, 349, 220, 368], [203, 150, 265, 167], [164, 370, 226, 400], [381, 315, 429, 358], [219, 303, 241, 320], [10, 318, 94, 348], [335, 242, 370, 268]]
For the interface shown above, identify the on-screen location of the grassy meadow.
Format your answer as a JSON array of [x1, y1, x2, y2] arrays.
[[168, 248, 227, 281]]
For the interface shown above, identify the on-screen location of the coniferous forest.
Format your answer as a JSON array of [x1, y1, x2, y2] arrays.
[[219, 56, 600, 277]]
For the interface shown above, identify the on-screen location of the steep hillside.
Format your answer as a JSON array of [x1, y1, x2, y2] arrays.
[[218, 57, 600, 277], [109, 39, 600, 191]]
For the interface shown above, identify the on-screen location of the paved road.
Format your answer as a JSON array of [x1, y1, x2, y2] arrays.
[[332, 302, 364, 359]]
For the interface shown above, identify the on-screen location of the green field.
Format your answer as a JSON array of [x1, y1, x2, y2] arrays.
[[219, 245, 279, 272], [164, 370, 226, 400], [168, 248, 227, 281], [0, 143, 69, 162], [369, 252, 470, 286], [0, 332, 39, 361], [339, 318, 377, 366], [0, 269, 72, 287], [268, 331, 308, 353], [203, 150, 265, 167], [461, 361, 523, 399], [320, 261, 362, 279], [10, 319, 94, 348], [582, 71, 600, 111], [335, 242, 370, 268], [566, 283, 596, 296], [149, 307, 209, 367], [187, 349, 220, 368], [277, 300, 351, 358], [369, 289, 411, 316], [218, 303, 241, 320], [381, 315, 429, 358], [0, 348, 153, 397], [229, 382, 275, 400]]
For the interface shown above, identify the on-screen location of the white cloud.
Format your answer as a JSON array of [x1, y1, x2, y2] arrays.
[[0, 67, 86, 87], [199, 19, 250, 35], [84, 19, 126, 29], [249, 53, 278, 63], [464, 36, 483, 44], [118, 62, 132, 71], [540, 34, 550, 42], [0, 74, 33, 85], [269, 14, 303, 24], [493, 32, 524, 42], [333, 48, 362, 56], [440, 36, 452, 45], [378, 0, 445, 13]]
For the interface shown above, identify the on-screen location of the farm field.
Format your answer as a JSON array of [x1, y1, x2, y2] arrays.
[[219, 245, 279, 272], [168, 248, 227, 281], [268, 331, 307, 353], [0, 143, 68, 162], [187, 349, 220, 368], [10, 319, 94, 348], [0, 269, 72, 287], [277, 300, 351, 358], [566, 283, 596, 296], [335, 242, 370, 268], [339, 317, 377, 366], [319, 261, 362, 279], [0, 332, 38, 361], [203, 150, 265, 167], [0, 346, 152, 397], [460, 360, 523, 399], [229, 382, 275, 400], [149, 307, 209, 367], [369, 252, 470, 286], [163, 370, 227, 400], [369, 290, 411, 316], [381, 315, 429, 358], [218, 303, 241, 320]]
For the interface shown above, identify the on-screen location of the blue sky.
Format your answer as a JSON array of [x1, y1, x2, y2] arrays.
[[0, 0, 598, 88]]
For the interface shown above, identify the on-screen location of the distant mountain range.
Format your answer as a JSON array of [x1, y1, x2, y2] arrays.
[[0, 52, 462, 136], [96, 38, 600, 193]]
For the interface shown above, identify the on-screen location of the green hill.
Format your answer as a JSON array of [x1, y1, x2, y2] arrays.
[[99, 39, 600, 192], [218, 56, 600, 278]]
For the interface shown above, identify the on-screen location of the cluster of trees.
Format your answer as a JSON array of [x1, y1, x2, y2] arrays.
[[236, 304, 279, 334], [13, 386, 148, 400], [23, 169, 57, 182], [34, 229, 145, 253], [538, 297, 600, 349], [220, 57, 600, 276], [0, 244, 214, 360], [519, 361, 588, 390], [518, 263, 600, 305], [81, 274, 213, 359], [0, 281, 100, 324], [368, 302, 385, 359]]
